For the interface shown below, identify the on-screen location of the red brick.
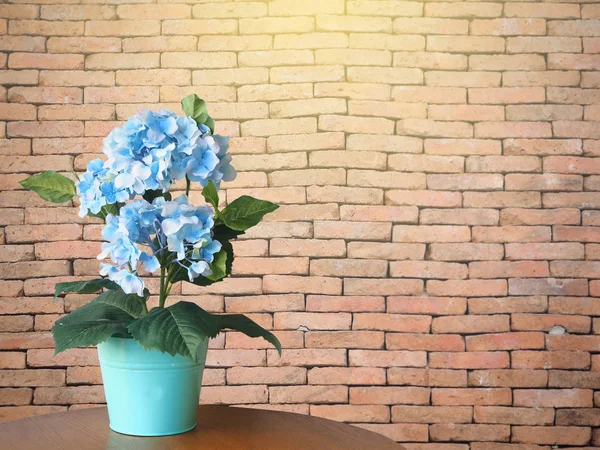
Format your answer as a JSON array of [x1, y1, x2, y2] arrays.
[[226, 367, 306, 386], [500, 208, 580, 225], [0, 369, 64, 387], [474, 406, 554, 426], [428, 280, 507, 297], [0, 352, 26, 369], [469, 370, 548, 388], [511, 313, 591, 333], [421, 208, 499, 226], [387, 296, 466, 315], [267, 349, 346, 367], [200, 386, 268, 405], [506, 243, 584, 260], [305, 331, 384, 349], [509, 278, 588, 296], [550, 296, 600, 315], [270, 385, 347, 404], [468, 296, 547, 314], [432, 388, 512, 406], [466, 332, 545, 351], [549, 370, 600, 389], [430, 352, 510, 370], [353, 313, 431, 333], [513, 351, 591, 370], [349, 350, 426, 368], [470, 261, 549, 279], [428, 244, 504, 261], [387, 333, 464, 351], [392, 405, 472, 424], [512, 426, 591, 446], [556, 408, 600, 426], [514, 389, 593, 408], [350, 386, 430, 405], [308, 367, 386, 385], [387, 369, 467, 387], [344, 278, 423, 296], [430, 424, 510, 443]]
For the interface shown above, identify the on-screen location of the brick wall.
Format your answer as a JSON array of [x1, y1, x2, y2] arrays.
[[1, 0, 600, 447]]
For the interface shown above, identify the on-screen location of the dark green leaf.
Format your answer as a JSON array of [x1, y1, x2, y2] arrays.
[[220, 195, 279, 231], [127, 302, 218, 362], [201, 181, 219, 210], [217, 314, 281, 355], [181, 94, 215, 134], [59, 290, 144, 325], [20, 171, 76, 203], [52, 320, 129, 354], [142, 189, 171, 203], [204, 248, 227, 282], [54, 279, 119, 299], [87, 202, 123, 220]]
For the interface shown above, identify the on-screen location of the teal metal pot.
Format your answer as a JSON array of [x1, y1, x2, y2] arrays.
[[97, 337, 208, 436]]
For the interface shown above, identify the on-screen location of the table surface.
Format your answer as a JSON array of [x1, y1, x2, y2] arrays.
[[0, 405, 403, 449]]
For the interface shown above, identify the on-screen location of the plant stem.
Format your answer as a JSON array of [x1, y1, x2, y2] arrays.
[[158, 265, 166, 308]]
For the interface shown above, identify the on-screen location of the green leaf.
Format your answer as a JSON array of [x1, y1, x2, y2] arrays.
[[54, 279, 119, 299], [181, 94, 215, 134], [52, 320, 129, 354], [205, 248, 227, 282], [20, 171, 76, 203], [168, 224, 241, 287], [87, 202, 123, 220], [59, 290, 145, 325], [220, 195, 279, 231], [127, 302, 218, 362], [201, 181, 219, 211], [142, 189, 171, 203], [217, 314, 282, 355]]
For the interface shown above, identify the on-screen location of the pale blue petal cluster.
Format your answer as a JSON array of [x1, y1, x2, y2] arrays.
[[160, 195, 222, 281], [77, 107, 234, 294], [76, 110, 236, 217], [98, 195, 222, 294]]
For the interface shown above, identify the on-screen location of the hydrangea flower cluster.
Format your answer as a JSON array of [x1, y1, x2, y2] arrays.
[[73, 108, 236, 295], [77, 110, 236, 217], [98, 196, 222, 296]]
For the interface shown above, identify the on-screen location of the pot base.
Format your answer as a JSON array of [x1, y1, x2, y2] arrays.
[[109, 423, 197, 437]]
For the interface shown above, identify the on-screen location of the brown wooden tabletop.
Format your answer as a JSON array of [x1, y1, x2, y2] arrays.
[[0, 405, 404, 449]]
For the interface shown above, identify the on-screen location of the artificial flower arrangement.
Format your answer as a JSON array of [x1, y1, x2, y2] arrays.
[[20, 95, 280, 436]]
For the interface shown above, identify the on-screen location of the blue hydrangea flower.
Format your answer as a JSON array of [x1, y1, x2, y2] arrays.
[[160, 195, 215, 259], [158, 195, 222, 281], [97, 194, 223, 294], [102, 110, 202, 195], [100, 263, 145, 297], [76, 158, 109, 217]]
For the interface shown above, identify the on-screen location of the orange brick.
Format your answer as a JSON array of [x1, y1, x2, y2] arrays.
[[469, 370, 548, 389], [512, 426, 591, 446], [308, 367, 386, 385], [430, 424, 510, 443], [432, 315, 509, 334], [388, 368, 466, 387], [349, 350, 426, 368], [432, 388, 512, 406], [350, 386, 429, 405]]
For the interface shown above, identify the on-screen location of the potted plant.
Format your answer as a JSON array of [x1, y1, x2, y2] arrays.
[[20, 95, 281, 437]]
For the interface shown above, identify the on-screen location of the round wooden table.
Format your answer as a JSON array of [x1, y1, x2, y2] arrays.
[[0, 405, 403, 449]]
